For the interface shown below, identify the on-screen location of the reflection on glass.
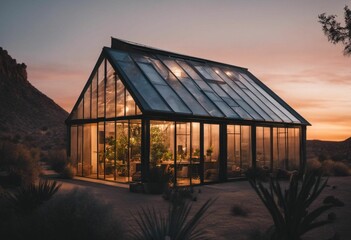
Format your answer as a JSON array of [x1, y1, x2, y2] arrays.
[[77, 100, 83, 119], [116, 121, 128, 182], [204, 124, 219, 182], [273, 127, 287, 170], [190, 122, 200, 185], [125, 90, 136, 116], [116, 78, 125, 117]]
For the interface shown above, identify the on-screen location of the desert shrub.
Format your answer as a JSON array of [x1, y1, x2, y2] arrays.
[[231, 203, 249, 217], [60, 164, 74, 179], [2, 189, 125, 240], [0, 141, 40, 187], [321, 160, 351, 176], [245, 167, 270, 182], [47, 149, 69, 173], [5, 179, 61, 214], [131, 198, 215, 240], [163, 186, 198, 205], [248, 171, 343, 240], [306, 158, 322, 173]]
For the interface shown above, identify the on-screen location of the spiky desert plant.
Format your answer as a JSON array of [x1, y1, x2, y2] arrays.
[[248, 171, 342, 240], [131, 198, 215, 240], [6, 179, 61, 213]]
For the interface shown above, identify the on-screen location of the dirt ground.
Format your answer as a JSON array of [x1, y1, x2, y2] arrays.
[[56, 176, 351, 240]]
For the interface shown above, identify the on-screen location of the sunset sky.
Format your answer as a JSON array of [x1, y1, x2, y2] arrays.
[[0, 0, 350, 141]]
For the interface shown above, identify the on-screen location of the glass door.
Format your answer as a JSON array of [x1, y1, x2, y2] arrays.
[[203, 124, 220, 183]]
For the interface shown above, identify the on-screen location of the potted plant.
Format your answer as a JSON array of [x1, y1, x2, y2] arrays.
[[144, 167, 170, 194], [206, 146, 213, 160]]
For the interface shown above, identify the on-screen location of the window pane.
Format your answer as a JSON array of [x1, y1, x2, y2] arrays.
[[126, 89, 136, 116], [241, 73, 300, 123], [116, 121, 129, 182], [83, 124, 92, 177], [109, 50, 132, 62], [150, 121, 175, 187], [77, 100, 83, 119], [116, 78, 125, 117], [152, 57, 208, 116], [273, 128, 288, 170], [98, 64, 105, 118], [241, 126, 252, 171], [97, 122, 104, 179], [190, 122, 200, 185], [204, 124, 219, 183], [117, 61, 170, 112], [70, 126, 77, 175], [288, 128, 300, 170], [77, 125, 83, 176], [105, 122, 116, 181], [105, 61, 116, 118], [91, 74, 97, 119], [256, 127, 271, 170], [83, 85, 91, 119], [227, 125, 242, 178], [130, 120, 142, 182], [176, 122, 191, 186], [137, 61, 191, 114]]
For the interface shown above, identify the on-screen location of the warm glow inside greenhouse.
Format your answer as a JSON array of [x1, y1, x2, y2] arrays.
[[66, 38, 309, 186]]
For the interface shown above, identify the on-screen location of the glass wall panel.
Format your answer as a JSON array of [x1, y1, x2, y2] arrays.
[[98, 122, 105, 179], [288, 128, 300, 170], [176, 122, 191, 186], [106, 61, 116, 118], [83, 124, 92, 177], [70, 126, 77, 175], [105, 122, 116, 181], [84, 86, 91, 119], [126, 90, 136, 116], [190, 122, 200, 185], [129, 120, 142, 182], [227, 125, 252, 178], [98, 64, 105, 118], [241, 126, 251, 171], [91, 124, 98, 178], [77, 100, 83, 119], [116, 78, 125, 117], [150, 121, 175, 185], [77, 125, 83, 176], [91, 74, 98, 119], [273, 127, 288, 170], [204, 124, 219, 182], [256, 127, 271, 170], [116, 121, 128, 182]]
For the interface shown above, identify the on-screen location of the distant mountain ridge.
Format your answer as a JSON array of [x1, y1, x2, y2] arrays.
[[0, 47, 68, 150], [307, 137, 351, 163]]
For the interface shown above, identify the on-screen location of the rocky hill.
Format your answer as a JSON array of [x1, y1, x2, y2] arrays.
[[0, 47, 68, 150], [307, 137, 351, 163]]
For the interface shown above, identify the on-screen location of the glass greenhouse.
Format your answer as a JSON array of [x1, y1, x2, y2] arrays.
[[66, 38, 309, 186]]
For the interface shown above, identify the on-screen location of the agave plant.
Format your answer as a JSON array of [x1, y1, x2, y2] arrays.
[[131, 198, 215, 240], [5, 178, 61, 214], [248, 171, 342, 240]]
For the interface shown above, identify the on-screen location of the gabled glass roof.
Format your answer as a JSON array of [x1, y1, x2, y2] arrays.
[[101, 38, 308, 125]]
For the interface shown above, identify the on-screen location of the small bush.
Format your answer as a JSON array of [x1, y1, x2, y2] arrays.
[[306, 158, 322, 173], [321, 160, 350, 176], [60, 165, 74, 179], [231, 203, 249, 217], [47, 149, 69, 173], [245, 167, 270, 182], [1, 189, 125, 240], [163, 187, 198, 205], [0, 141, 40, 187]]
